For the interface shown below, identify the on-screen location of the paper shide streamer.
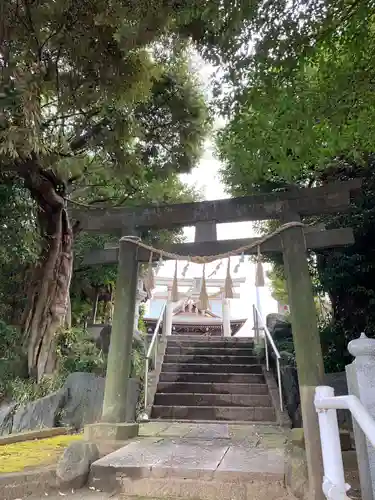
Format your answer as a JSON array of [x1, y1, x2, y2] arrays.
[[255, 246, 265, 287], [198, 264, 209, 311]]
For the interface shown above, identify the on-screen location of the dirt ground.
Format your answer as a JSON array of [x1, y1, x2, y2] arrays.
[[28, 490, 118, 499]]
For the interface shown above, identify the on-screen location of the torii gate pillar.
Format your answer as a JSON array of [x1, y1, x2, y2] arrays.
[[85, 236, 140, 441], [282, 213, 325, 500]]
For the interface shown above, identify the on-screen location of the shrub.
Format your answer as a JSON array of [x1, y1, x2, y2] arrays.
[[57, 327, 106, 377], [7, 375, 64, 405], [0, 321, 27, 400]]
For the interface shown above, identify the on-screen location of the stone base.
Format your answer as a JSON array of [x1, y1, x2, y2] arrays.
[[89, 435, 287, 499], [84, 422, 139, 442], [290, 427, 352, 451]]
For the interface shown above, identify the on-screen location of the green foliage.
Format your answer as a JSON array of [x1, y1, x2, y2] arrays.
[[0, 321, 23, 359], [214, 3, 375, 374], [0, 321, 27, 400], [217, 12, 375, 188], [7, 376, 64, 406], [138, 304, 147, 334], [1, 319, 147, 403], [182, 0, 373, 106], [267, 267, 288, 305], [57, 328, 106, 377], [0, 181, 40, 323], [1, 1, 210, 180], [70, 298, 93, 327], [131, 344, 146, 379], [0, 0, 210, 373]]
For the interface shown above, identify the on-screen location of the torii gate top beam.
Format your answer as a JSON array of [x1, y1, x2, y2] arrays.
[[72, 179, 361, 232]]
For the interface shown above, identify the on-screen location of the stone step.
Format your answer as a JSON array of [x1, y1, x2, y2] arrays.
[[159, 372, 265, 384], [151, 405, 276, 421], [89, 430, 288, 500], [165, 346, 256, 356], [154, 393, 272, 407], [166, 339, 254, 348], [156, 382, 269, 395], [167, 334, 254, 341], [163, 354, 259, 364], [161, 363, 263, 374]]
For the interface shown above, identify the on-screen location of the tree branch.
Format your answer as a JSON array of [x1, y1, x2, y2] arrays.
[[69, 118, 110, 152], [23, 0, 41, 60]]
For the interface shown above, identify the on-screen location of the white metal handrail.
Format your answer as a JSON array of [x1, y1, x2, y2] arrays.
[[253, 305, 283, 412], [144, 302, 166, 410], [315, 385, 375, 499]]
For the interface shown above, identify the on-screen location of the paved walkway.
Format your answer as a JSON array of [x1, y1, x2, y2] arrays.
[[90, 422, 287, 496], [27, 423, 288, 500], [30, 492, 114, 499]]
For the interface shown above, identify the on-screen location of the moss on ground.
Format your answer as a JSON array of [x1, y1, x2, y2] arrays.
[[0, 433, 82, 473]]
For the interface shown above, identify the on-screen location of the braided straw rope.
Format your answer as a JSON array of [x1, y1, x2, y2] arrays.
[[121, 221, 307, 264]]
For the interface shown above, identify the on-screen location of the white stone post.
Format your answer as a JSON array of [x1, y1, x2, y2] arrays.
[[346, 333, 375, 500], [222, 290, 231, 337], [164, 287, 174, 336]]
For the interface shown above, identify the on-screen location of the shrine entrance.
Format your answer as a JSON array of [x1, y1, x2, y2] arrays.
[[75, 179, 360, 500]]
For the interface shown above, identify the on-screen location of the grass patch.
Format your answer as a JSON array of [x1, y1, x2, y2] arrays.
[[0, 434, 83, 473]]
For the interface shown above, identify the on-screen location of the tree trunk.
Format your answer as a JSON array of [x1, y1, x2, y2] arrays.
[[21, 167, 74, 382]]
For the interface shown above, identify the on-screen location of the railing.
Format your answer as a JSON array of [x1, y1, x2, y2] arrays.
[[144, 302, 166, 410], [315, 385, 375, 499], [252, 305, 283, 412]]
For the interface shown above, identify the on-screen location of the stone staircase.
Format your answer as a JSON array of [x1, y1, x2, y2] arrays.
[[151, 335, 277, 422]]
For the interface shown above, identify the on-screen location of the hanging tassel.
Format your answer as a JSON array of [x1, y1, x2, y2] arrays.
[[146, 251, 155, 291], [224, 257, 234, 298], [198, 264, 209, 310], [255, 246, 265, 287], [171, 260, 179, 302]]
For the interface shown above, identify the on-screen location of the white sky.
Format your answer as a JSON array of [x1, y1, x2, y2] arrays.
[[147, 55, 278, 336], [154, 141, 278, 336]]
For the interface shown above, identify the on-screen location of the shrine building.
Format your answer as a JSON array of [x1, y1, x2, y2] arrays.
[[144, 275, 247, 337]]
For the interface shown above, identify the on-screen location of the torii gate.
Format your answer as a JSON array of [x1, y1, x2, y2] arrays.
[[76, 179, 361, 500]]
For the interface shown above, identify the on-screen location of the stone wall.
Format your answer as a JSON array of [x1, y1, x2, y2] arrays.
[[276, 363, 351, 428], [267, 313, 352, 429], [0, 372, 140, 435], [285, 428, 356, 500]]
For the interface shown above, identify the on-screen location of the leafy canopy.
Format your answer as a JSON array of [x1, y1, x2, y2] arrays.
[[0, 0, 210, 195], [217, 18, 375, 193]]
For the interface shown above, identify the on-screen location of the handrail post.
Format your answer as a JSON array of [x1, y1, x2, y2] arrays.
[[264, 332, 269, 371], [253, 304, 259, 343], [253, 303, 284, 413], [144, 357, 149, 409], [315, 386, 348, 499], [276, 358, 283, 412], [143, 301, 167, 416]]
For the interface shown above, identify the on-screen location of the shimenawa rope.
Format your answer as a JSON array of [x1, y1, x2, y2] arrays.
[[120, 221, 306, 264]]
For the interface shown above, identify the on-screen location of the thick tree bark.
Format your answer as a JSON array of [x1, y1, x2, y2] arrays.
[[21, 165, 74, 382]]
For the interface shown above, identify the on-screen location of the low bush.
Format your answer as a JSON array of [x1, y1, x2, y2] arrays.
[[0, 321, 27, 401], [57, 327, 106, 377], [0, 309, 147, 413], [7, 375, 64, 405]]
